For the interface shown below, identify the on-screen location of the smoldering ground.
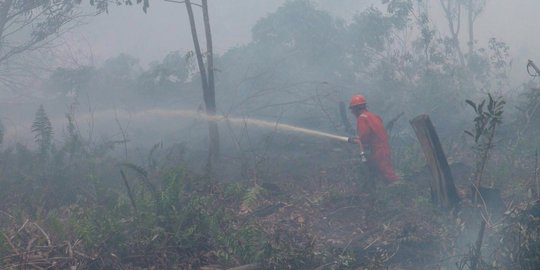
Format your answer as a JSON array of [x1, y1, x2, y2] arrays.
[[1, 1, 540, 269]]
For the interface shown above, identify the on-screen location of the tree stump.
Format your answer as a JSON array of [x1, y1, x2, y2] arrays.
[[410, 114, 460, 210]]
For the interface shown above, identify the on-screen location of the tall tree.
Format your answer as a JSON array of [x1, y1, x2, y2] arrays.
[[438, 0, 486, 62], [32, 105, 53, 156], [184, 0, 219, 169], [463, 0, 486, 55], [137, 51, 190, 94], [0, 0, 91, 89], [91, 0, 220, 170], [439, 0, 466, 66]]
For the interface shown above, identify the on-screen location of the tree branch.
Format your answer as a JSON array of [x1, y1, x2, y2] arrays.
[[164, 0, 202, 8], [0, 0, 14, 41]]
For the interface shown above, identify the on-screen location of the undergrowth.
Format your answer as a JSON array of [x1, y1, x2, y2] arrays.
[[1, 103, 540, 269], [0, 106, 347, 269]]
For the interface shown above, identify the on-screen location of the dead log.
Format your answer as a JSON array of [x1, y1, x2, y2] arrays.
[[410, 114, 460, 210]]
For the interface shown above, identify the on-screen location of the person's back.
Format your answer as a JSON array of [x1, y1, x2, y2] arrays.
[[349, 95, 399, 183], [358, 110, 389, 150]]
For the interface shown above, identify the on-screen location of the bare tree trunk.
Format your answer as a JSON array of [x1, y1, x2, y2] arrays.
[[440, 0, 465, 66], [410, 114, 460, 211], [202, 0, 219, 163], [467, 0, 474, 55], [185, 0, 208, 94], [185, 0, 219, 171]]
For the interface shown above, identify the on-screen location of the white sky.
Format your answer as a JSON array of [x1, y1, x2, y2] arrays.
[[66, 1, 288, 65], [61, 0, 540, 81], [4, 0, 540, 144]]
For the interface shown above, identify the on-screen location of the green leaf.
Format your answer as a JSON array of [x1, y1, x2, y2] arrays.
[[478, 100, 486, 114], [465, 100, 477, 112]]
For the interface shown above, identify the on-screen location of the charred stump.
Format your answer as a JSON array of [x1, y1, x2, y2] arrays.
[[410, 114, 460, 211]]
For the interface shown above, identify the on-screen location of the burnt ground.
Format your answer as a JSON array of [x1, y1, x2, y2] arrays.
[[209, 134, 511, 269], [1, 128, 535, 270]]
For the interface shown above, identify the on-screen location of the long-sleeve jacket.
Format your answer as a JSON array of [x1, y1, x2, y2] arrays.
[[356, 109, 399, 182]]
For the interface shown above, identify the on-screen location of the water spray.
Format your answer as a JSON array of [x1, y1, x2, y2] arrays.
[[37, 108, 350, 144], [216, 115, 350, 142], [133, 109, 350, 142]]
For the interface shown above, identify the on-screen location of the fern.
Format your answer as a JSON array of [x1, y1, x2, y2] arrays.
[[31, 105, 53, 155], [120, 162, 157, 195], [240, 183, 263, 213]]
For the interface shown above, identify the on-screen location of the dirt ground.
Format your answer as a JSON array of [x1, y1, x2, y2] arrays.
[[224, 136, 491, 269]]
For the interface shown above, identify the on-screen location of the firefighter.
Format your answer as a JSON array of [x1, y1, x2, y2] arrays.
[[347, 94, 400, 183]]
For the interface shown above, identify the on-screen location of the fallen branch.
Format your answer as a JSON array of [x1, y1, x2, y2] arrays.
[[226, 263, 260, 270], [13, 219, 29, 240], [1, 231, 19, 256], [32, 222, 51, 247]]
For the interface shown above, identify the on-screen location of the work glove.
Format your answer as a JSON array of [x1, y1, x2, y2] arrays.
[[359, 151, 367, 162], [348, 137, 360, 144]]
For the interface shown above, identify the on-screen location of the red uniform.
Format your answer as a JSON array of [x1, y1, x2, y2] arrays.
[[356, 109, 399, 183]]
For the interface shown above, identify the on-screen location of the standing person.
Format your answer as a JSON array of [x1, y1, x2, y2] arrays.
[[347, 94, 400, 183]]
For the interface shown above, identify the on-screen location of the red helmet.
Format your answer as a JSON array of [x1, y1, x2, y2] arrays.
[[349, 95, 367, 108]]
